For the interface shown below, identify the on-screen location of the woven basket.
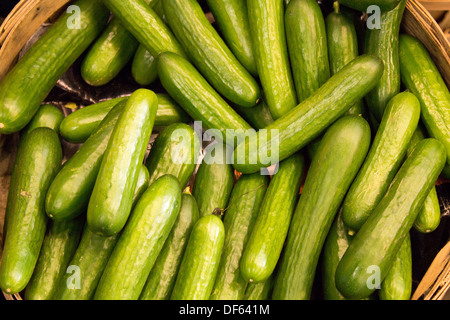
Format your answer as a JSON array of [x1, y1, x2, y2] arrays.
[[0, 0, 449, 301]]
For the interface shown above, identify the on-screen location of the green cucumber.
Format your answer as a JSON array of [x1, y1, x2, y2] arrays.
[[337, 0, 402, 12], [240, 153, 305, 283], [94, 174, 182, 300], [24, 216, 84, 300], [170, 214, 225, 300], [247, 0, 297, 119], [21, 104, 64, 137], [205, 0, 258, 77], [364, 0, 406, 121], [131, 45, 158, 86], [335, 138, 446, 300], [233, 99, 274, 130], [87, 89, 158, 236], [232, 54, 383, 174], [272, 115, 371, 300], [145, 123, 200, 189], [162, 0, 260, 108], [45, 99, 127, 221], [379, 233, 412, 300], [132, 164, 150, 207], [0, 128, 62, 294], [0, 0, 109, 134], [399, 34, 450, 167], [342, 92, 421, 232], [244, 276, 274, 300], [156, 52, 252, 146], [210, 173, 269, 300], [139, 188, 199, 300]]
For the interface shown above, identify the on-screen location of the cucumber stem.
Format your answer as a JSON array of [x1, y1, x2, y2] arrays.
[[333, 1, 340, 14]]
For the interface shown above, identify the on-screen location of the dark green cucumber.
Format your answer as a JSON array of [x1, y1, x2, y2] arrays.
[[210, 173, 269, 300], [0, 128, 62, 294], [0, 0, 109, 134], [145, 123, 200, 189], [21, 104, 64, 136], [247, 0, 297, 119], [156, 52, 253, 146], [399, 34, 450, 167], [132, 164, 150, 207], [94, 174, 181, 300], [131, 44, 158, 86], [170, 214, 225, 300], [233, 99, 274, 130], [163, 0, 260, 108], [342, 92, 421, 232], [379, 233, 412, 300], [24, 216, 84, 300], [192, 144, 235, 217], [364, 0, 406, 121], [244, 275, 274, 300], [232, 54, 383, 174], [139, 188, 199, 300], [337, 0, 402, 12], [272, 116, 371, 300], [45, 99, 127, 221], [87, 89, 158, 236], [205, 0, 258, 77], [335, 138, 446, 299], [240, 153, 305, 283]]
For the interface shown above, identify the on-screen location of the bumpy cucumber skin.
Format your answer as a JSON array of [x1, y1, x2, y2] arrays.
[[139, 191, 199, 300], [210, 173, 269, 300], [342, 92, 421, 232], [272, 116, 371, 300], [399, 34, 450, 167], [132, 164, 150, 207], [248, 0, 297, 119], [338, 0, 402, 12], [132, 44, 158, 86], [94, 175, 182, 300], [335, 139, 446, 300], [24, 216, 84, 300], [232, 55, 383, 174], [145, 123, 200, 189], [364, 0, 406, 122], [0, 0, 109, 135], [45, 100, 127, 221], [240, 153, 305, 284], [87, 89, 158, 236], [170, 214, 225, 300], [22, 104, 64, 137], [0, 128, 62, 294], [244, 275, 274, 300]]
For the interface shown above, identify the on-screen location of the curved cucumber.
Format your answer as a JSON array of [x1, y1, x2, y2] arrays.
[[233, 99, 274, 130], [0, 0, 109, 134], [335, 138, 446, 300], [0, 128, 62, 294], [21, 104, 64, 137], [210, 173, 269, 300], [272, 115, 371, 300], [240, 153, 305, 283], [87, 89, 158, 236], [337, 0, 402, 12], [131, 44, 158, 86], [94, 175, 182, 300], [170, 214, 225, 300]]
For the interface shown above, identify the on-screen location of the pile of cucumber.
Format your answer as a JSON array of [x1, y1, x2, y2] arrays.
[[0, 0, 449, 301]]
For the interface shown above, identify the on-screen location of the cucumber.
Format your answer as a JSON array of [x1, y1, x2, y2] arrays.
[[205, 0, 258, 77], [342, 92, 421, 232], [170, 214, 225, 300], [247, 0, 297, 119], [21, 104, 64, 137], [272, 115, 371, 300], [232, 54, 383, 174], [162, 0, 260, 108], [24, 216, 84, 300], [364, 0, 406, 121], [131, 45, 158, 86], [0, 128, 62, 294], [210, 173, 269, 300], [286, 0, 330, 103], [399, 34, 450, 167], [132, 164, 150, 207], [0, 0, 109, 135], [145, 123, 200, 189], [337, 0, 402, 12], [233, 99, 274, 130], [87, 89, 158, 236], [156, 52, 253, 147], [244, 276, 274, 300], [379, 233, 412, 300], [335, 138, 446, 299], [94, 174, 182, 300], [240, 153, 305, 283], [139, 188, 199, 300], [45, 99, 127, 221], [192, 144, 235, 218]]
